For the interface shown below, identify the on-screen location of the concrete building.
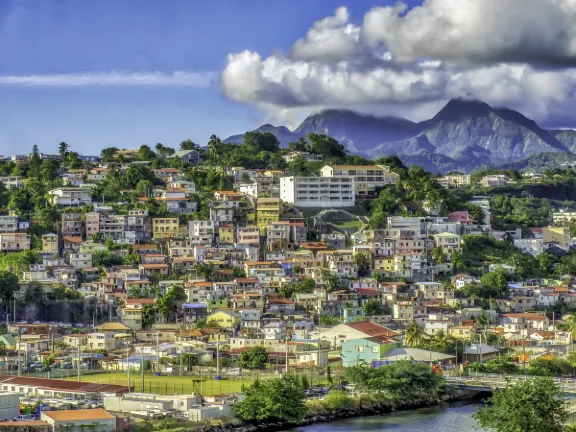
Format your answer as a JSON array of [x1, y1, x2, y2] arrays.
[[280, 176, 355, 208], [152, 218, 179, 240], [48, 188, 92, 206], [41, 409, 116, 432], [0, 233, 30, 252], [320, 165, 399, 197], [282, 151, 323, 162], [513, 238, 545, 257], [0, 393, 19, 420], [437, 174, 471, 188]]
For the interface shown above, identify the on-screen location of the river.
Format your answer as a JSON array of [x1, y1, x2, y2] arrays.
[[290, 402, 482, 431]]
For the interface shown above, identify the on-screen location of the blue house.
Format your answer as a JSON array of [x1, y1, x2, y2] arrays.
[[341, 336, 401, 367]]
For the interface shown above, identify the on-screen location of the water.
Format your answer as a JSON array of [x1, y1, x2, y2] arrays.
[[291, 402, 481, 431]]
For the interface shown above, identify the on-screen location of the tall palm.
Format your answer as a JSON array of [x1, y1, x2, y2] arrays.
[[405, 322, 428, 347], [476, 312, 490, 342], [207, 135, 222, 164], [155, 143, 165, 157]]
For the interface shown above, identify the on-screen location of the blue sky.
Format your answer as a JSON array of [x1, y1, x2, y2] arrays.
[[2, 0, 574, 155], [0, 0, 416, 155]]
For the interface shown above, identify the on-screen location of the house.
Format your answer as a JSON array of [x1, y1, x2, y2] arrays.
[[87, 332, 117, 351], [48, 188, 92, 206], [437, 174, 471, 188], [377, 347, 455, 366], [542, 226, 570, 249], [0, 233, 30, 252], [173, 149, 201, 164], [183, 303, 208, 323], [463, 343, 499, 363], [41, 409, 117, 432], [207, 310, 240, 330], [42, 233, 59, 254], [480, 174, 510, 187], [282, 151, 323, 162], [341, 336, 401, 367], [267, 299, 296, 315], [319, 321, 401, 349], [257, 198, 281, 231], [152, 218, 179, 239]]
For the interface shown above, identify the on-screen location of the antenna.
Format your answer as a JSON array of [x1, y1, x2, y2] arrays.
[[324, 127, 329, 136]]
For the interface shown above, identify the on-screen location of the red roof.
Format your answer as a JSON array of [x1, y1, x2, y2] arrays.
[[346, 321, 400, 338], [125, 298, 155, 305], [355, 288, 381, 296]]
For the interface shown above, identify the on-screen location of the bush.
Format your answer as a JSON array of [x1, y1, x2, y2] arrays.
[[323, 390, 358, 411]]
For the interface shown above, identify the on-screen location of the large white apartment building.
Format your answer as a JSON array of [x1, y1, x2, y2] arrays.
[[320, 165, 399, 197], [280, 176, 355, 208]]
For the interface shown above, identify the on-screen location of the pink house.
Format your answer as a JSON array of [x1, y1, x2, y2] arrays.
[[448, 211, 474, 224]]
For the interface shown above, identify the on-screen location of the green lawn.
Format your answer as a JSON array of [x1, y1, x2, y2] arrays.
[[333, 220, 363, 229], [64, 371, 255, 396]]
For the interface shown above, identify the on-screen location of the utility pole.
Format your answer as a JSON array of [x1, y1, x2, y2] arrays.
[[126, 344, 131, 391], [141, 349, 145, 392], [17, 332, 21, 377], [285, 335, 289, 374], [179, 347, 183, 376], [156, 332, 160, 373], [77, 345, 81, 381], [216, 333, 220, 379]]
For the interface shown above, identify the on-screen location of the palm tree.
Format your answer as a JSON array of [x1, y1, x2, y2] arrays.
[[207, 135, 222, 163], [155, 143, 165, 157], [404, 322, 428, 347]]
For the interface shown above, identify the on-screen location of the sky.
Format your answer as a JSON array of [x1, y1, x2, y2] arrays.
[[2, 0, 576, 155]]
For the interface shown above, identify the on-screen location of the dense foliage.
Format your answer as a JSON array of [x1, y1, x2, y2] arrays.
[[474, 377, 567, 432]]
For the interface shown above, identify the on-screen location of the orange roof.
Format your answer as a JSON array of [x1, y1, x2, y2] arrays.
[[347, 321, 401, 338], [300, 242, 328, 249], [139, 263, 169, 269], [125, 298, 155, 305], [63, 236, 83, 243], [42, 408, 115, 421]]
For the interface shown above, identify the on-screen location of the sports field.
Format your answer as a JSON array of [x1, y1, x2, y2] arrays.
[[64, 371, 261, 396]]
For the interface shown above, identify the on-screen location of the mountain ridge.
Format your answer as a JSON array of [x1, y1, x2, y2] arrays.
[[223, 99, 576, 173]]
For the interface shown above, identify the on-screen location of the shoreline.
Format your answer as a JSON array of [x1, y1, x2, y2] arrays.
[[201, 393, 481, 432]]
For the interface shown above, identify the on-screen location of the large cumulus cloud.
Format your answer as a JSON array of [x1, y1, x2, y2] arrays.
[[221, 1, 576, 126]]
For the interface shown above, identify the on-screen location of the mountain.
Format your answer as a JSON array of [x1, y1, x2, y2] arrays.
[[223, 124, 298, 146], [223, 99, 576, 173], [550, 129, 576, 152], [293, 109, 417, 152]]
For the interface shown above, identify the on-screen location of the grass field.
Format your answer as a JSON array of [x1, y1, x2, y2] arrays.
[[64, 371, 256, 396]]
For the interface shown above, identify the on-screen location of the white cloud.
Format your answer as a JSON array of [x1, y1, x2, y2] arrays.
[[363, 0, 576, 65], [290, 7, 360, 61], [220, 1, 576, 126], [0, 71, 215, 87]]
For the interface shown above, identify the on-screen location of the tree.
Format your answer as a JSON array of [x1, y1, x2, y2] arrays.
[[100, 147, 118, 161], [156, 285, 186, 320], [207, 135, 223, 164], [43, 354, 56, 367], [308, 133, 346, 159], [474, 377, 567, 432], [287, 137, 310, 152], [243, 131, 280, 153], [180, 139, 201, 151], [138, 145, 156, 161], [237, 346, 269, 370], [353, 253, 371, 277], [320, 270, 345, 293], [404, 322, 428, 347], [279, 279, 315, 299], [58, 142, 69, 161], [363, 299, 383, 316], [0, 271, 20, 304], [233, 375, 307, 423], [480, 269, 509, 298], [431, 246, 446, 265]]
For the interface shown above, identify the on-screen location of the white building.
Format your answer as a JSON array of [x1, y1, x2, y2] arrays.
[[189, 220, 214, 238], [48, 188, 92, 206], [320, 165, 399, 197], [282, 151, 323, 163], [437, 174, 471, 188], [513, 238, 545, 257], [280, 176, 355, 208], [0, 176, 25, 189]]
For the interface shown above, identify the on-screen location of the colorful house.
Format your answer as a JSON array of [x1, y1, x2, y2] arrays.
[[341, 336, 401, 367]]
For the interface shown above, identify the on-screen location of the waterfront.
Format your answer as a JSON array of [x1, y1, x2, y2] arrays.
[[291, 403, 480, 431]]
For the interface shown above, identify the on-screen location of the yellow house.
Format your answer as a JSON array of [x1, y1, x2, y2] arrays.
[[257, 198, 281, 231], [543, 226, 570, 248], [218, 224, 235, 244], [374, 256, 395, 272], [152, 217, 179, 240], [432, 232, 462, 255], [207, 310, 240, 330], [42, 233, 59, 254], [448, 325, 474, 340]]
